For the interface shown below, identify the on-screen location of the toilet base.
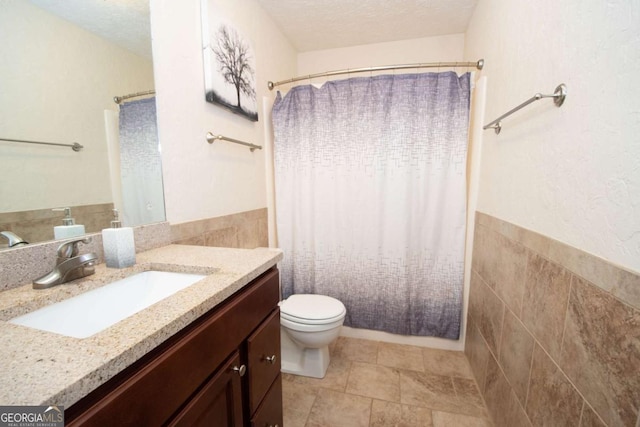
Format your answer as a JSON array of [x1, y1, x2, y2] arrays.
[[280, 327, 331, 378]]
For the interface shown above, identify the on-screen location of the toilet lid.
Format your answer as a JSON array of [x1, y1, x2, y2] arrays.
[[280, 294, 346, 323]]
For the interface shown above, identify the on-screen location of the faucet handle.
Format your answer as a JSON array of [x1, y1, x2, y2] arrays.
[[57, 237, 92, 260]]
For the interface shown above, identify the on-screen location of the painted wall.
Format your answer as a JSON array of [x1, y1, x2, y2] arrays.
[[465, 0, 640, 273], [0, 1, 154, 213], [297, 34, 465, 77], [150, 0, 297, 224]]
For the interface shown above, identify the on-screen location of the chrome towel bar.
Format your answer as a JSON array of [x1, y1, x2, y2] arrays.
[[0, 137, 83, 152], [483, 84, 567, 134], [206, 132, 262, 152]]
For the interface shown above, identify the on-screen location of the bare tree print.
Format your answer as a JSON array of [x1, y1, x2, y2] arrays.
[[210, 25, 256, 110]]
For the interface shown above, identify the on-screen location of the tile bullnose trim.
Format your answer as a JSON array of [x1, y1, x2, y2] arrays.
[[475, 211, 640, 310]]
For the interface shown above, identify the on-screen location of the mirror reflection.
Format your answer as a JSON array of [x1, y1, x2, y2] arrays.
[[0, 0, 165, 249]]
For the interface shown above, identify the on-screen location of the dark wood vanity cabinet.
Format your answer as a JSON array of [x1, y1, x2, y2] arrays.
[[65, 267, 282, 427]]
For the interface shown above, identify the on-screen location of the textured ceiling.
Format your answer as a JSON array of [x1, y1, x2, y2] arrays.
[[27, 0, 478, 58], [29, 0, 152, 59], [256, 0, 478, 52]]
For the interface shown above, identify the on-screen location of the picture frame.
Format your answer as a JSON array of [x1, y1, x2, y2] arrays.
[[200, 0, 258, 122]]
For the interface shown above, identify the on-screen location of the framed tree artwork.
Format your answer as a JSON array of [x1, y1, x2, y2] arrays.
[[201, 0, 258, 121]]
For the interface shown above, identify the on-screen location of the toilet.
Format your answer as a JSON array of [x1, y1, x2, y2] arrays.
[[279, 294, 346, 378]]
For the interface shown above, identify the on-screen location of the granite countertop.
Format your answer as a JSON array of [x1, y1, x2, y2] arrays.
[[0, 244, 282, 407]]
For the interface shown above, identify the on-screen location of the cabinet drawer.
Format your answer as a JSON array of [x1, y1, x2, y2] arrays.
[[250, 375, 283, 427], [66, 268, 279, 426], [247, 309, 281, 414], [167, 351, 244, 427]]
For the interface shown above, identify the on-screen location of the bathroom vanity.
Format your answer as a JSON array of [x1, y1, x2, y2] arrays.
[[0, 245, 283, 426]]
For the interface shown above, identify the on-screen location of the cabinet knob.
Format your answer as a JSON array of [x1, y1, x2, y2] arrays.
[[266, 424, 279, 427], [231, 364, 246, 377], [264, 355, 277, 364]]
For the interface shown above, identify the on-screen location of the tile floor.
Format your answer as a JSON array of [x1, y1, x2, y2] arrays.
[[282, 337, 493, 427]]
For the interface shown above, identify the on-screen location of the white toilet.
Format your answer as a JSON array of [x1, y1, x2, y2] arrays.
[[279, 294, 346, 378]]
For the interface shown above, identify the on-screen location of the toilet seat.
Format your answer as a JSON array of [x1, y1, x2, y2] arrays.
[[280, 294, 346, 325]]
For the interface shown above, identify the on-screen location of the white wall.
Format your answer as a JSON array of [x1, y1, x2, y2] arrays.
[[465, 0, 640, 273], [0, 1, 154, 213], [297, 34, 465, 78], [150, 0, 297, 224]]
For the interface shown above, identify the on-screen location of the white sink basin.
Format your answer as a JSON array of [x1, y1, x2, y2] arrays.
[[10, 271, 207, 338]]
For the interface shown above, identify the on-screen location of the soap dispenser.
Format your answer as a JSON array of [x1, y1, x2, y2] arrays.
[[102, 209, 136, 268], [53, 207, 86, 240]]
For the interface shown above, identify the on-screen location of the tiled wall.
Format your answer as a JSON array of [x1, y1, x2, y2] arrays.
[[0, 221, 171, 292], [466, 212, 640, 427], [170, 208, 268, 249], [0, 208, 267, 291], [0, 203, 114, 245]]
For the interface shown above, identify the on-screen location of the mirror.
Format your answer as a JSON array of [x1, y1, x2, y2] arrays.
[[0, 0, 165, 249]]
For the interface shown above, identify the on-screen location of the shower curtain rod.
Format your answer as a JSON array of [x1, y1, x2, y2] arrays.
[[267, 59, 484, 90], [113, 90, 156, 104]]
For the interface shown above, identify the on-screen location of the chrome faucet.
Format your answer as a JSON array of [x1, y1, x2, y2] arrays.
[[33, 237, 98, 289], [0, 231, 28, 247]]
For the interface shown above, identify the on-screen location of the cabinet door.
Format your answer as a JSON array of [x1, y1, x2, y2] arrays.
[[167, 351, 244, 427], [247, 309, 281, 414], [250, 375, 283, 427], [65, 268, 279, 427]]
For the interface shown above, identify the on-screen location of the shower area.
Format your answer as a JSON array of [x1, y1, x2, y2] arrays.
[[267, 61, 487, 344], [105, 93, 165, 227]]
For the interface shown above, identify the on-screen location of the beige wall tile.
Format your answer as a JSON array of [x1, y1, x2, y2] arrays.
[[306, 388, 371, 427], [170, 219, 205, 242], [483, 354, 532, 427], [378, 342, 425, 372], [170, 208, 268, 250], [498, 309, 534, 405], [464, 316, 491, 392], [472, 224, 528, 316], [472, 212, 640, 427], [579, 402, 607, 427], [204, 227, 239, 248], [257, 216, 269, 247], [346, 361, 401, 402], [611, 268, 640, 312], [237, 220, 260, 248], [172, 235, 205, 246], [521, 253, 572, 360], [471, 223, 491, 286], [132, 222, 172, 253], [475, 211, 640, 310], [469, 271, 505, 357], [560, 275, 640, 427], [0, 203, 114, 244], [526, 344, 583, 426], [371, 400, 434, 427]]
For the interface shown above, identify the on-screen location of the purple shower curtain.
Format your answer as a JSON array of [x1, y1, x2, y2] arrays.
[[272, 72, 470, 339]]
